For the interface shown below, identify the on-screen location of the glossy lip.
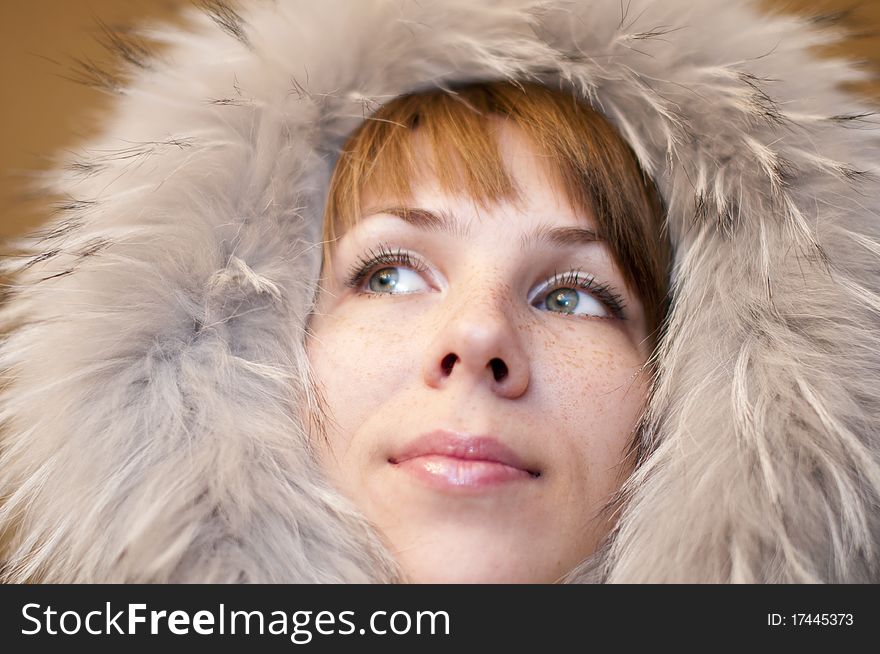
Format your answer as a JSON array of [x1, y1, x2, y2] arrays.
[[388, 429, 541, 492]]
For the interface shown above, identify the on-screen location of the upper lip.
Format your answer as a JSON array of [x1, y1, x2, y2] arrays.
[[389, 429, 536, 474]]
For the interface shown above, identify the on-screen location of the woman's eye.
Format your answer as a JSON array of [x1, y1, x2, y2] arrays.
[[346, 247, 626, 320], [536, 286, 610, 319], [364, 265, 430, 294]]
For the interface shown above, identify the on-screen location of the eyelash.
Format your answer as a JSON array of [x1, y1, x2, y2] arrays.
[[343, 242, 628, 320], [345, 244, 431, 289], [546, 267, 628, 320]]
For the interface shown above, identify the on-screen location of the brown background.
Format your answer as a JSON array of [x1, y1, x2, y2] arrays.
[[1, 0, 878, 238]]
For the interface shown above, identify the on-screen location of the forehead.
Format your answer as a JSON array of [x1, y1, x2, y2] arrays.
[[358, 119, 597, 236]]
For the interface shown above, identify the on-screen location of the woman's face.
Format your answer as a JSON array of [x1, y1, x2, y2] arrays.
[[305, 121, 651, 583]]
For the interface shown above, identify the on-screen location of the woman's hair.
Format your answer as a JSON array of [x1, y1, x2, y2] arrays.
[[322, 80, 671, 351]]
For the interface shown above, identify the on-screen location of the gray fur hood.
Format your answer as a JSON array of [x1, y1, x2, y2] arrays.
[[1, 0, 879, 583]]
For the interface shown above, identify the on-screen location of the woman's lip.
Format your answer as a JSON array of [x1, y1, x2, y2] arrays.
[[388, 429, 541, 490], [394, 455, 534, 490]]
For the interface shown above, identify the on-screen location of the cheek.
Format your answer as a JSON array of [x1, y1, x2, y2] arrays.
[[305, 305, 422, 446], [535, 323, 647, 480]]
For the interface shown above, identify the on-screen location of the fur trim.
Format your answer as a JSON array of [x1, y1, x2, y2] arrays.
[[1, 0, 879, 582]]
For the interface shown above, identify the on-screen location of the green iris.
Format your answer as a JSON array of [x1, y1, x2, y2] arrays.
[[369, 267, 399, 292], [546, 288, 579, 313]]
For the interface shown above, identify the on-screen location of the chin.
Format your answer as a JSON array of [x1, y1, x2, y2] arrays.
[[399, 556, 560, 584], [357, 472, 594, 583], [386, 523, 572, 584]]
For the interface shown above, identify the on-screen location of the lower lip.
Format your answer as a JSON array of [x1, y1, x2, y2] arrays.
[[393, 455, 534, 491]]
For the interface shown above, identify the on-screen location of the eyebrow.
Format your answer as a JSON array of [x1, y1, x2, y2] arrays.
[[365, 206, 605, 252]]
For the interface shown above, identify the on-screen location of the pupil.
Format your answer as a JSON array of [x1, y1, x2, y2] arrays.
[[548, 288, 578, 312], [370, 267, 398, 292]]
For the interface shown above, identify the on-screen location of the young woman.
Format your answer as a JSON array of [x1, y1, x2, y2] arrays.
[[0, 0, 878, 583], [305, 80, 670, 583]]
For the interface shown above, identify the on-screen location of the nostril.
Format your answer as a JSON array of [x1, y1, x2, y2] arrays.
[[490, 358, 508, 381], [441, 353, 457, 375]]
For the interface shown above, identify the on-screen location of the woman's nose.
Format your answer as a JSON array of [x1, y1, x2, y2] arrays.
[[421, 284, 530, 399]]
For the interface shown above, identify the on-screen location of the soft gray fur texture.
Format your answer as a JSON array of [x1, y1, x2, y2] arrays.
[[0, 0, 878, 583]]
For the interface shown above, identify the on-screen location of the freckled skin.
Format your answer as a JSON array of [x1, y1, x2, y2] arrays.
[[305, 120, 651, 583]]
